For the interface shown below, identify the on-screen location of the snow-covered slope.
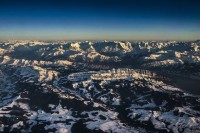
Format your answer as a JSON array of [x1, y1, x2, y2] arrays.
[[0, 40, 200, 133]]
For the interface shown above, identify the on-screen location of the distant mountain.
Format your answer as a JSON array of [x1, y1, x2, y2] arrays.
[[0, 40, 200, 133]]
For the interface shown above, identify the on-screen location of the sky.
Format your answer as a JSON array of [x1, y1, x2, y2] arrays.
[[0, 0, 200, 41]]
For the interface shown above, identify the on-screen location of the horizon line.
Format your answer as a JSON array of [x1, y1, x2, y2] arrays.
[[0, 39, 199, 42]]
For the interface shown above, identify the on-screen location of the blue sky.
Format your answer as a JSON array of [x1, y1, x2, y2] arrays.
[[0, 0, 200, 40]]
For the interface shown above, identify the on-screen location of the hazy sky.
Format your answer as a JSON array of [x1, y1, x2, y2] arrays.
[[0, 0, 200, 40]]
